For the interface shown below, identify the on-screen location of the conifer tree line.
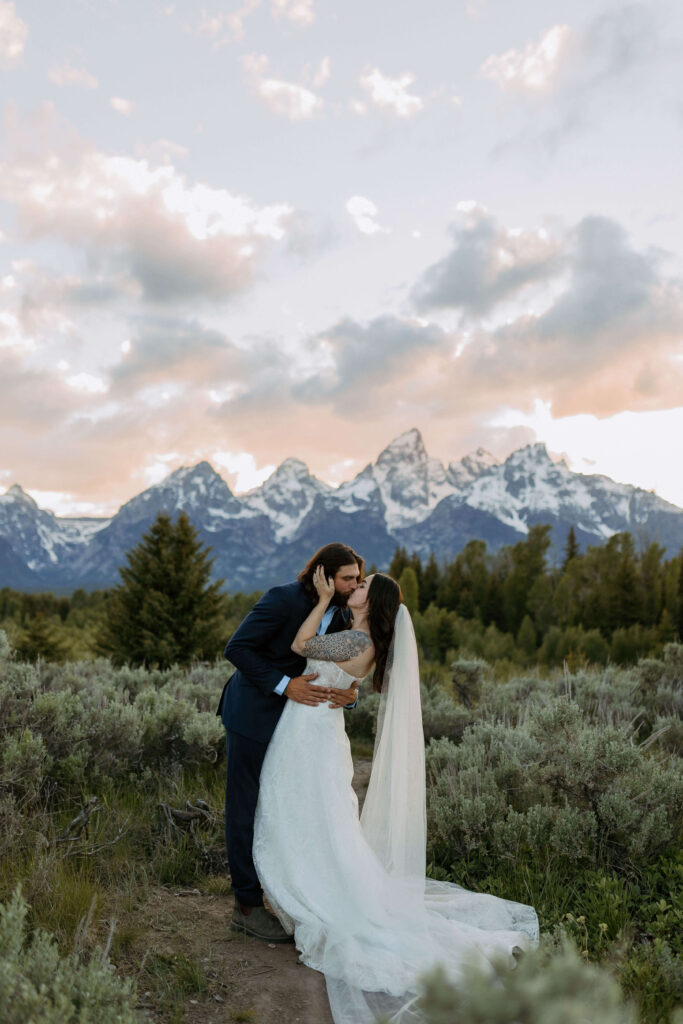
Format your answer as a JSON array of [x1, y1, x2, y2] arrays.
[[389, 525, 683, 667], [1, 516, 682, 667]]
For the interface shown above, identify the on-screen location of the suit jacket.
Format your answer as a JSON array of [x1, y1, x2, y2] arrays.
[[217, 580, 350, 743]]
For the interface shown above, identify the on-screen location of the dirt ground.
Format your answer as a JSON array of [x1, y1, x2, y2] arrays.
[[118, 758, 374, 1024]]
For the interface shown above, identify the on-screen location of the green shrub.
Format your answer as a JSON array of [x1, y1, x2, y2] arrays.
[[451, 658, 487, 708], [0, 629, 10, 663], [417, 936, 637, 1024], [0, 889, 139, 1024], [619, 938, 683, 1024], [427, 698, 682, 874]]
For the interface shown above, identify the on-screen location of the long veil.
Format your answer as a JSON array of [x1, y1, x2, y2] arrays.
[[325, 603, 539, 1024], [360, 604, 426, 884]]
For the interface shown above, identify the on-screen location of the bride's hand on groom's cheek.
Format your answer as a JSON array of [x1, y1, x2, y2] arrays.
[[313, 564, 335, 602]]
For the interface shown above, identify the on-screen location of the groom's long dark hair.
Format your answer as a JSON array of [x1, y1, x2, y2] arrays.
[[367, 574, 403, 692], [298, 542, 365, 604]]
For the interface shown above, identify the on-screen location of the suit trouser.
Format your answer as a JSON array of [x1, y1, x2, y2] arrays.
[[224, 729, 268, 907]]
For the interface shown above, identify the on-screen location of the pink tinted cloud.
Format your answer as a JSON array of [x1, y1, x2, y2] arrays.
[[0, 132, 293, 303]]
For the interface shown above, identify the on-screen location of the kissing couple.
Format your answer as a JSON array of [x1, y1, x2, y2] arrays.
[[217, 542, 538, 1024]]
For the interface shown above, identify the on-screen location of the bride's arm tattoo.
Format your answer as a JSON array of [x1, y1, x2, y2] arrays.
[[302, 630, 372, 662]]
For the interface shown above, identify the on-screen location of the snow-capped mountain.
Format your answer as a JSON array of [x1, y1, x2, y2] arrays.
[[448, 448, 501, 489], [0, 484, 109, 575], [115, 462, 248, 529], [1, 429, 682, 591], [371, 429, 456, 530], [465, 444, 676, 542], [242, 459, 331, 541]]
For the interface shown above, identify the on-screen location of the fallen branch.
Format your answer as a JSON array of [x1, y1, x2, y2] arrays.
[[63, 817, 131, 858], [57, 797, 102, 843]]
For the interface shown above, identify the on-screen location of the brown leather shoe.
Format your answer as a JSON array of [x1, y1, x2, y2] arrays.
[[230, 905, 294, 944]]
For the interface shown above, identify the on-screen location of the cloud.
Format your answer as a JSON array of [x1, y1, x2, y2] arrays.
[[212, 450, 275, 491], [190, 1, 261, 45], [0, 348, 93, 433], [480, 24, 572, 92], [345, 196, 386, 236], [48, 62, 99, 89], [357, 67, 424, 118], [66, 372, 108, 394], [8, 264, 135, 348], [0, 308, 32, 350], [466, 0, 487, 18], [272, 0, 314, 27], [110, 96, 134, 115], [242, 53, 323, 120], [412, 203, 562, 315], [275, 212, 682, 428], [107, 316, 242, 395], [582, 3, 660, 84], [0, 118, 293, 303], [310, 56, 330, 89], [135, 138, 189, 163], [289, 315, 451, 411], [487, 5, 665, 156], [0, 0, 27, 68], [447, 215, 683, 418]]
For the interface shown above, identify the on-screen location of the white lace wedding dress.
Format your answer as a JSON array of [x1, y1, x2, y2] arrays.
[[254, 642, 539, 1024]]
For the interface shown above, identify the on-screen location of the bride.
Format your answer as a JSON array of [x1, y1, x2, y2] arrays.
[[253, 567, 539, 1024]]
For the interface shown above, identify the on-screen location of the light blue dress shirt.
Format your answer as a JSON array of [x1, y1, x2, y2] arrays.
[[274, 605, 337, 695]]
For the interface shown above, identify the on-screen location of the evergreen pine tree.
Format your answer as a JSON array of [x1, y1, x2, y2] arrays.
[[606, 534, 642, 632], [98, 511, 227, 668], [419, 553, 441, 612], [501, 524, 552, 635], [15, 615, 67, 663], [517, 614, 537, 657], [678, 551, 683, 641], [658, 608, 676, 643], [398, 566, 420, 616], [388, 546, 410, 580], [562, 526, 580, 571]]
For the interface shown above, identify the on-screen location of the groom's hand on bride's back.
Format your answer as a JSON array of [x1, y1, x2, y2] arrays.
[[327, 684, 360, 709], [284, 672, 331, 706]]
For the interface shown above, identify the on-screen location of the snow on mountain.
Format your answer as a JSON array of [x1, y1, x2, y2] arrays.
[[116, 461, 251, 531], [370, 428, 456, 529], [465, 444, 679, 539], [0, 484, 110, 571], [448, 448, 500, 489], [2, 430, 683, 591], [242, 458, 331, 541], [333, 464, 383, 513]]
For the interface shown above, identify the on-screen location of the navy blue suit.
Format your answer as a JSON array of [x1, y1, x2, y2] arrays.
[[217, 581, 349, 906]]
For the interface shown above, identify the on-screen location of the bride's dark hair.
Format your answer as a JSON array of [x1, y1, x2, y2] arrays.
[[367, 573, 403, 692]]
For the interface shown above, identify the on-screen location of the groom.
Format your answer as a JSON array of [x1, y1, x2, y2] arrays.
[[217, 541, 364, 942]]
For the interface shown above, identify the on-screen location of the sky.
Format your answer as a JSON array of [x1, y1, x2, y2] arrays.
[[1, 0, 682, 516]]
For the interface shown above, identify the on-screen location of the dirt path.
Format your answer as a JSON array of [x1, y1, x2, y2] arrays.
[[119, 758, 374, 1024]]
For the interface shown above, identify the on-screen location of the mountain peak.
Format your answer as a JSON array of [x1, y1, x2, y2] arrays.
[[1, 484, 38, 509], [267, 458, 312, 481], [449, 448, 500, 488], [167, 461, 225, 484], [377, 428, 427, 464], [505, 443, 555, 466], [243, 457, 327, 540], [473, 447, 498, 461]]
